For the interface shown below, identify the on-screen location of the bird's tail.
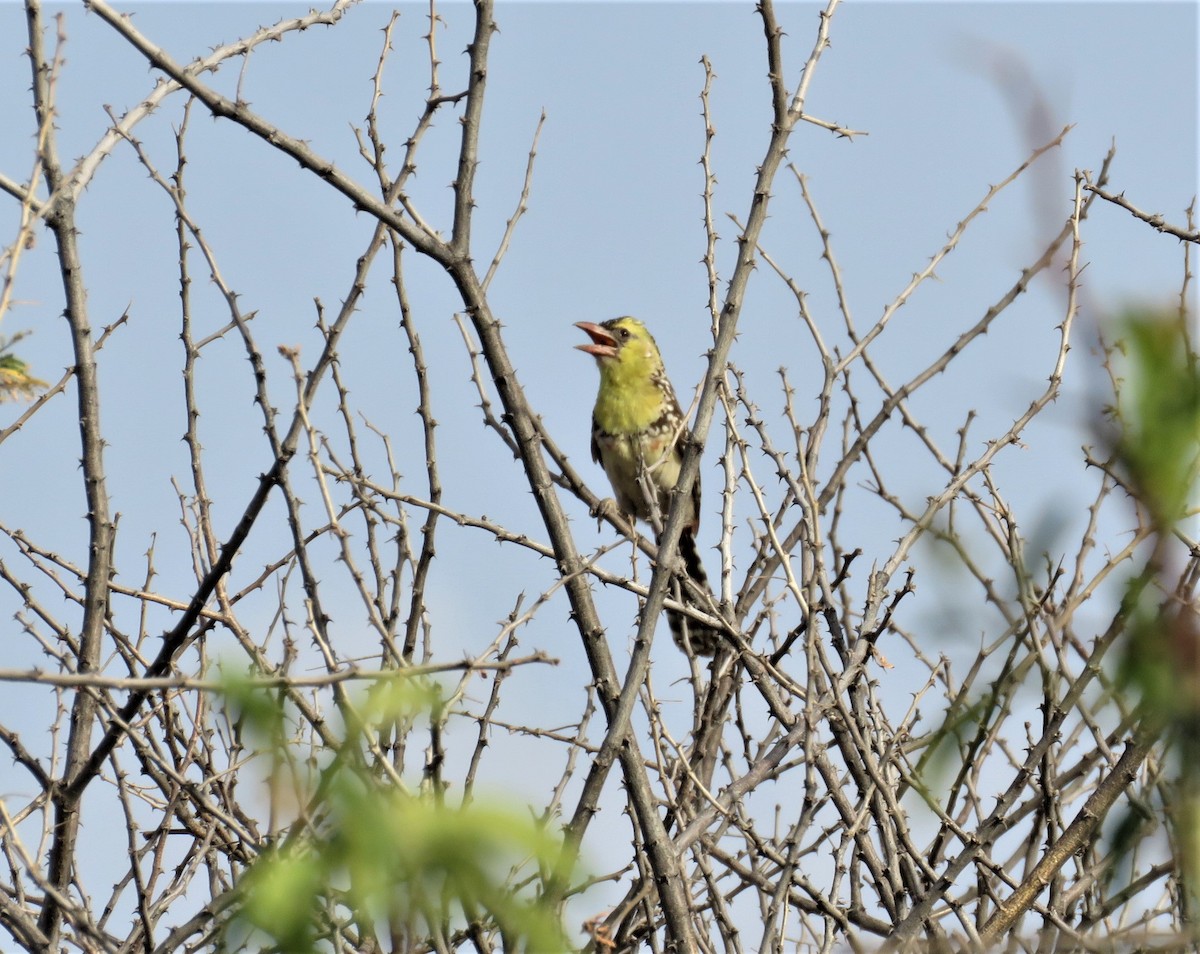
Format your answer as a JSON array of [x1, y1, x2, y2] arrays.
[[664, 530, 722, 656]]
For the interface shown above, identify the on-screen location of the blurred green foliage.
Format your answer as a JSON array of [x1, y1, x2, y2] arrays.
[[219, 670, 573, 953], [1108, 305, 1200, 919], [0, 334, 45, 402], [1109, 306, 1200, 722], [1108, 307, 1200, 532]]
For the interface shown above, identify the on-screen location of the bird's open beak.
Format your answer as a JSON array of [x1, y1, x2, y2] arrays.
[[575, 322, 618, 360]]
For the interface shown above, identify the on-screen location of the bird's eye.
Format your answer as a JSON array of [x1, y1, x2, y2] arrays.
[[618, 328, 631, 340]]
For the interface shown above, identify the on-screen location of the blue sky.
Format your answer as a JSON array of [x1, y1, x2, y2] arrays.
[[0, 0, 1196, 938]]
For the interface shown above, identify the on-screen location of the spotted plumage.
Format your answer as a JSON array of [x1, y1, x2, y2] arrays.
[[576, 316, 721, 655]]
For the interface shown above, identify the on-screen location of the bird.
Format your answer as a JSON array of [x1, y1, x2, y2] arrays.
[[575, 316, 722, 656]]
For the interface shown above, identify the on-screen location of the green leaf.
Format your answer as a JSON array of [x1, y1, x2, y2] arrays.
[[1110, 307, 1200, 530], [220, 680, 575, 953]]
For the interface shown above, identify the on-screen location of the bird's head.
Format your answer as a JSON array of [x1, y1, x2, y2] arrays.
[[575, 317, 664, 387]]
